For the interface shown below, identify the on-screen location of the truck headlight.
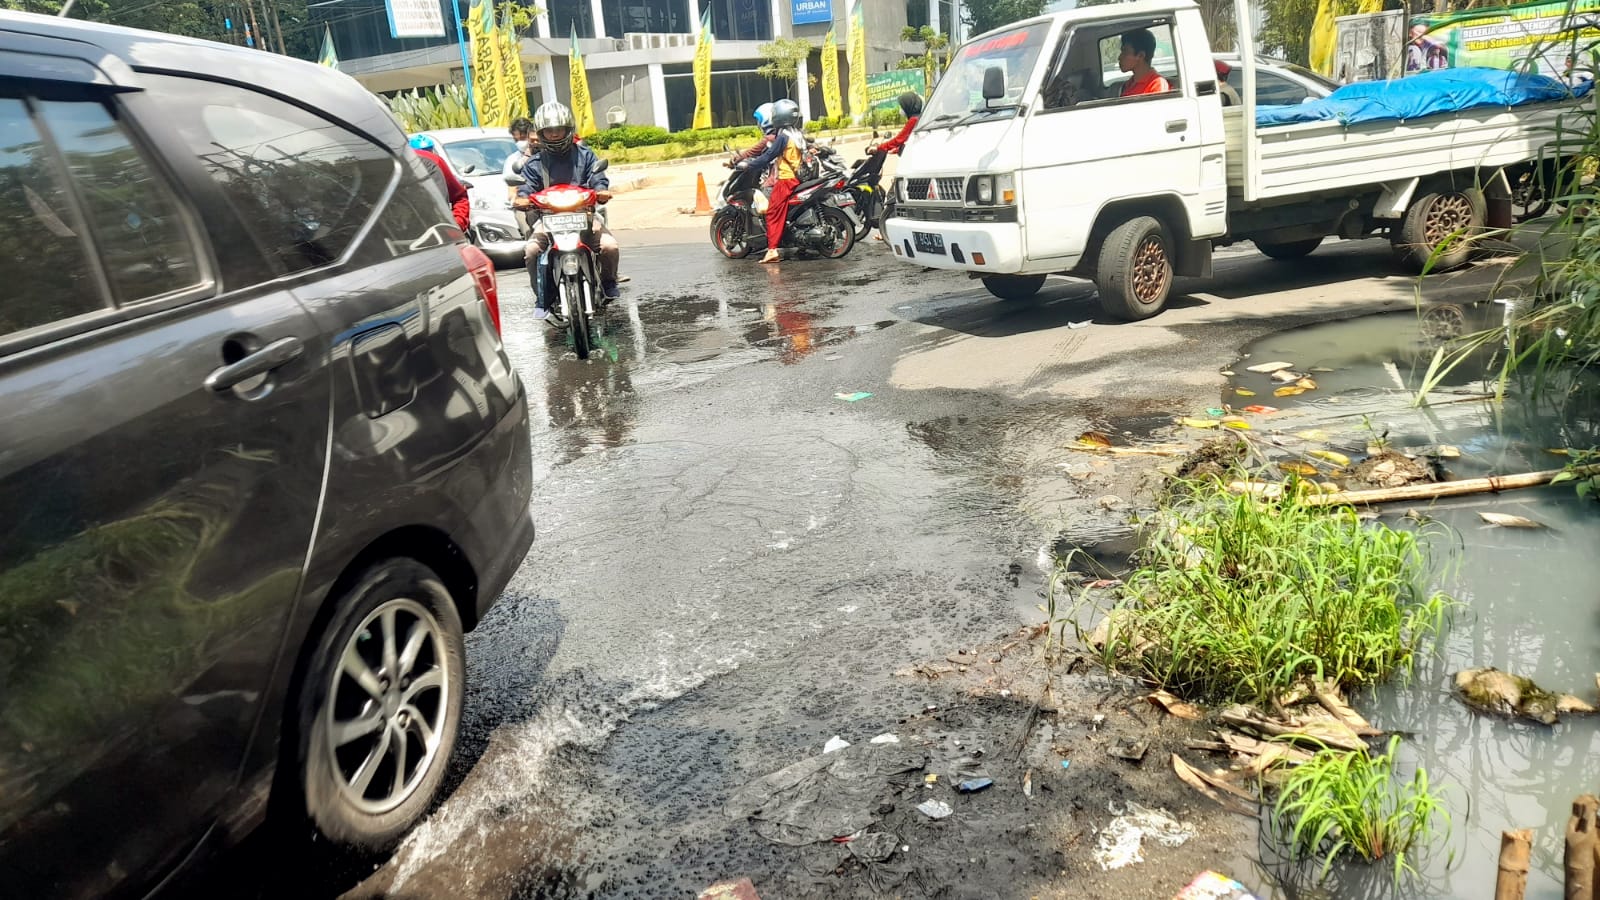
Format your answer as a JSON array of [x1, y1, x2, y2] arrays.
[[976, 177, 994, 204]]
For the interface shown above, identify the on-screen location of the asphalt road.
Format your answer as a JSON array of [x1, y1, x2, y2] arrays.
[[188, 232, 1510, 899]]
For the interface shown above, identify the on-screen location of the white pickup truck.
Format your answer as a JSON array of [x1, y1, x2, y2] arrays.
[[882, 0, 1584, 319]]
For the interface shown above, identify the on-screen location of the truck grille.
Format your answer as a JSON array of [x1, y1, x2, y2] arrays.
[[905, 177, 966, 202]]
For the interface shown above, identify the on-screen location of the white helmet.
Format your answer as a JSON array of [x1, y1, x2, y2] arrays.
[[534, 102, 576, 153]]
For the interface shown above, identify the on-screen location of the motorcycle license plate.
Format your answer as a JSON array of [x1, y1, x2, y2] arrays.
[[913, 231, 946, 255], [543, 212, 588, 233]]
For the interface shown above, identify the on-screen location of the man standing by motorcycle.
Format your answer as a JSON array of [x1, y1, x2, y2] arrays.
[[737, 98, 804, 265], [513, 102, 621, 320], [410, 134, 472, 232]]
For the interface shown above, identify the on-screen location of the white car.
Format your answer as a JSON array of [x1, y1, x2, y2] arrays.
[[1212, 54, 1340, 105], [414, 127, 527, 267]]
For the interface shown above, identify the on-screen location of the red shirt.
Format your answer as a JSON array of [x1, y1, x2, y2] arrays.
[[879, 116, 918, 155], [1121, 70, 1172, 97], [414, 147, 472, 232]]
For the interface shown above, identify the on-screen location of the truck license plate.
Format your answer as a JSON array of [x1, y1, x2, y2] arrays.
[[913, 231, 946, 255]]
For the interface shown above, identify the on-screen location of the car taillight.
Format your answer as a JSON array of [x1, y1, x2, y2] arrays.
[[459, 244, 500, 334]]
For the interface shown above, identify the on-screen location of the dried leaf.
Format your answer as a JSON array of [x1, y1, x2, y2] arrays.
[[1235, 388, 1256, 397], [1077, 431, 1113, 448], [1312, 681, 1382, 736], [1221, 420, 1252, 431], [1179, 417, 1220, 429], [1023, 769, 1033, 798], [1295, 429, 1330, 442], [1274, 385, 1309, 397], [1479, 511, 1544, 528], [1278, 461, 1319, 476], [1245, 361, 1295, 374], [1548, 448, 1572, 456], [1171, 754, 1257, 817], [1148, 689, 1204, 720], [1295, 377, 1318, 390], [1308, 450, 1351, 467], [1430, 445, 1462, 459]]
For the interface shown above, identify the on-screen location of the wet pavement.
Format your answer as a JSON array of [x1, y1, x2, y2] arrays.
[[183, 236, 1533, 899]]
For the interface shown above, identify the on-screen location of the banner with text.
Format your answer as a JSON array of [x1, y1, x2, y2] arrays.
[[865, 70, 926, 112], [386, 0, 445, 39], [1410, 0, 1600, 80]]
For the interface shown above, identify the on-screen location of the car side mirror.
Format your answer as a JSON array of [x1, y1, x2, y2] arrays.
[[594, 159, 610, 173], [460, 164, 478, 175], [982, 66, 1005, 102]]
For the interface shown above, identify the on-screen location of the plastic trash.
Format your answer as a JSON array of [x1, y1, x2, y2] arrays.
[[1172, 871, 1261, 900], [1093, 801, 1196, 871], [834, 391, 873, 402], [957, 778, 993, 793], [916, 799, 952, 820], [1068, 320, 1091, 329], [823, 736, 850, 753], [1060, 760, 1071, 770], [869, 733, 900, 744], [699, 878, 762, 900]]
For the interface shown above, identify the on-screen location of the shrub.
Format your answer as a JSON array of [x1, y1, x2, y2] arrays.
[[667, 125, 761, 144], [582, 125, 670, 148]]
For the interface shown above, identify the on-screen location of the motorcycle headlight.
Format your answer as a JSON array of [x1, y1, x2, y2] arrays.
[[472, 197, 493, 210], [560, 254, 581, 275]]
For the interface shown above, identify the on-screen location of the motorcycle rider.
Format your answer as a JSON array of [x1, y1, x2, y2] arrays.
[[738, 98, 805, 265], [409, 134, 472, 232], [513, 101, 621, 319], [726, 102, 777, 168], [875, 92, 923, 156]]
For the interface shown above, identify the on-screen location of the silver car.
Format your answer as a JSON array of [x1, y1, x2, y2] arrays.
[[414, 127, 528, 267], [1213, 55, 1340, 105]]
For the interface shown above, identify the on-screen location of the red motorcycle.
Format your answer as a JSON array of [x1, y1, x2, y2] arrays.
[[528, 163, 610, 360]]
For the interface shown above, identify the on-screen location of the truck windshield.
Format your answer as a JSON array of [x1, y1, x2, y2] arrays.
[[920, 23, 1050, 129]]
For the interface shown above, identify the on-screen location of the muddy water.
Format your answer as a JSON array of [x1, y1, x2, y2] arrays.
[[1225, 306, 1600, 899]]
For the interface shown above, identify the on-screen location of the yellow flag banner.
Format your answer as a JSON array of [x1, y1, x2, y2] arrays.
[[821, 28, 842, 120], [569, 30, 598, 137], [1308, 0, 1338, 76], [469, 0, 507, 127], [500, 6, 529, 120], [692, 6, 713, 129], [847, 0, 868, 121]]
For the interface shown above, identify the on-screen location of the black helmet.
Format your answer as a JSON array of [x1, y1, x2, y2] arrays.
[[898, 91, 924, 118], [771, 98, 801, 129], [534, 101, 575, 154]]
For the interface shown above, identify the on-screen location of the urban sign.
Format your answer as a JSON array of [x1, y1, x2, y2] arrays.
[[792, 0, 833, 26], [386, 0, 446, 39]]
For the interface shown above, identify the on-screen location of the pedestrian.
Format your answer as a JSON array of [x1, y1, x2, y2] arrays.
[[737, 98, 804, 265], [409, 134, 471, 232]]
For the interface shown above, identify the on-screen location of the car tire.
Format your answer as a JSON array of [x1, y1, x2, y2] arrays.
[[1393, 188, 1485, 273], [982, 274, 1047, 301], [1254, 236, 1323, 260], [297, 558, 464, 852], [1096, 215, 1173, 321]]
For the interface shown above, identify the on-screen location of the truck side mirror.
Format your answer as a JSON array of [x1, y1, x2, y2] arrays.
[[982, 66, 1005, 102]]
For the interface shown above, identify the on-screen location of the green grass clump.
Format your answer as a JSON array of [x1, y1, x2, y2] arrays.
[[1099, 478, 1451, 705], [1274, 737, 1449, 880]]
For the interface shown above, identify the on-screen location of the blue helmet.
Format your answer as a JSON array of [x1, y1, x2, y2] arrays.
[[409, 134, 437, 152], [753, 102, 776, 134]]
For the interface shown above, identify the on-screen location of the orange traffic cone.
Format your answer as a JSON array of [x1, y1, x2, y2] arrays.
[[692, 172, 713, 216]]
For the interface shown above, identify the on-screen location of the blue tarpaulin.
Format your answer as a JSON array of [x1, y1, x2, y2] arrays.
[[1256, 67, 1592, 128]]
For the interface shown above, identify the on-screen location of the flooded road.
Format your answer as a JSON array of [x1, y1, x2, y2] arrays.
[[1225, 307, 1600, 899]]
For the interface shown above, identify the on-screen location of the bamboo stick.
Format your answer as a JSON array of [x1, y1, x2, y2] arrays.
[[1229, 464, 1600, 507], [1568, 796, 1598, 900], [1496, 829, 1532, 900]]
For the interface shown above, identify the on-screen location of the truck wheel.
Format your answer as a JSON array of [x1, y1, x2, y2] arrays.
[[1394, 188, 1485, 273], [1254, 237, 1323, 260], [982, 274, 1047, 301], [1096, 216, 1173, 321]]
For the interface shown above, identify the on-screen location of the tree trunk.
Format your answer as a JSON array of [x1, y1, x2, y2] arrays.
[[1567, 796, 1598, 900], [1497, 829, 1532, 900]]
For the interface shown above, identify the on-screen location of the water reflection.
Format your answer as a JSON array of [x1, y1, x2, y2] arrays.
[[1230, 307, 1600, 900]]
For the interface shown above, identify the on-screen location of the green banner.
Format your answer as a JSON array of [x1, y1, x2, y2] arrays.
[[1410, 0, 1600, 81], [865, 70, 927, 112]]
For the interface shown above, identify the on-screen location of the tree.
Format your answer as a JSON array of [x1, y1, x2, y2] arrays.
[[900, 25, 949, 89], [757, 36, 814, 94], [963, 0, 1049, 37], [4, 0, 321, 61], [1259, 0, 1358, 65]]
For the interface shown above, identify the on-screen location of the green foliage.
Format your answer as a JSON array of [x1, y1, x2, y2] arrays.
[[667, 125, 762, 144], [1259, 0, 1357, 65], [386, 83, 474, 132], [757, 36, 813, 90], [6, 0, 319, 59], [1087, 474, 1452, 705], [581, 125, 671, 148], [1274, 737, 1450, 880], [962, 0, 1049, 37]]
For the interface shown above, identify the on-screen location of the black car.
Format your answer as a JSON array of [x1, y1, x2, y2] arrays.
[[0, 12, 534, 898]]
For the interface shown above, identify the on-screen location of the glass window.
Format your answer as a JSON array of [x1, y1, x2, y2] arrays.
[[605, 0, 689, 36], [921, 23, 1050, 127], [0, 97, 106, 334], [147, 77, 403, 274], [1256, 70, 1313, 105], [1039, 19, 1181, 110], [36, 100, 202, 304], [441, 137, 519, 176], [706, 0, 770, 41], [549, 0, 596, 38]]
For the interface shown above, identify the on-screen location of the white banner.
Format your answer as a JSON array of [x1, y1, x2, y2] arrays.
[[386, 0, 446, 39]]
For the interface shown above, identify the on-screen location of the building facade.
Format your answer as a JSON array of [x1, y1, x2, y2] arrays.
[[324, 0, 969, 132]]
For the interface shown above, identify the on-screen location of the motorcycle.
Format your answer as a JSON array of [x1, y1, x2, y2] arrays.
[[709, 162, 856, 261], [523, 159, 611, 360], [838, 146, 890, 242]]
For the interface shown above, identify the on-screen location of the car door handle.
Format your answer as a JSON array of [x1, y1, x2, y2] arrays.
[[1166, 119, 1189, 133], [205, 337, 304, 392]]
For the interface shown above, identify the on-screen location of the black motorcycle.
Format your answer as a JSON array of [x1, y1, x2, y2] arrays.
[[840, 147, 889, 242], [709, 165, 856, 261]]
